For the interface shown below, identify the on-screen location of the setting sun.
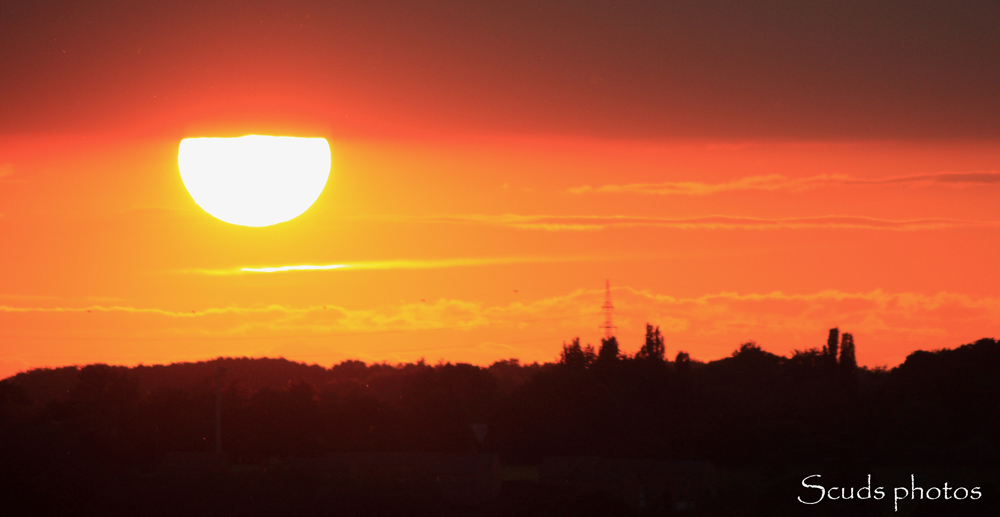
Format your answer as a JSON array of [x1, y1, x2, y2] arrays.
[[177, 135, 331, 227], [5, 3, 1000, 513]]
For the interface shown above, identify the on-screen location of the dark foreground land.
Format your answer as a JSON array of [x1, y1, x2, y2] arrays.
[[2, 331, 998, 516], [3, 460, 997, 516]]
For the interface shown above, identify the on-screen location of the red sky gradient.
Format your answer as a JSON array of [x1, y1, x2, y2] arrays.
[[2, 1, 1000, 378]]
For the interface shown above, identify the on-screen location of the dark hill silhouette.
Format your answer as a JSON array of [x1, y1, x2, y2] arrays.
[[7, 356, 549, 408], [2, 331, 998, 516]]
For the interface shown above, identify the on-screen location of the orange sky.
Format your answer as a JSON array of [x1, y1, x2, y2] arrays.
[[3, 135, 1000, 377], [2, 2, 1000, 378]]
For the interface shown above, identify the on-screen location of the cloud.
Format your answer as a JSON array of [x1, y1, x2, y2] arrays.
[[408, 214, 996, 232], [4, 287, 1000, 367], [4, 287, 998, 340], [616, 288, 1000, 343], [0, 304, 299, 318], [242, 264, 347, 273], [0, 292, 603, 339], [187, 255, 609, 275], [569, 171, 1000, 196]]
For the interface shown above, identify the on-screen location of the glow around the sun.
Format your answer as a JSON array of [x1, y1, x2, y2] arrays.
[[178, 135, 331, 227]]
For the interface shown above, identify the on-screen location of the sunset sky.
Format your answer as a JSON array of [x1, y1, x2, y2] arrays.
[[2, 1, 1000, 378]]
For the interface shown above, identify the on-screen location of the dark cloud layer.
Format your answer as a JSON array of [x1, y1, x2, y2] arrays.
[[2, 0, 998, 138]]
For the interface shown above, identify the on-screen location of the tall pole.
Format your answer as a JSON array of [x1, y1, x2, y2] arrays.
[[600, 279, 616, 339]]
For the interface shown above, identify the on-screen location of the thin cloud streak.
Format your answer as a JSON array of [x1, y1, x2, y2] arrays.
[[569, 171, 1000, 196], [243, 264, 347, 273], [407, 214, 997, 232], [187, 255, 609, 275], [0, 294, 602, 339], [0, 304, 297, 317]]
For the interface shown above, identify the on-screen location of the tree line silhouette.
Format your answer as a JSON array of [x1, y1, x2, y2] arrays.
[[1, 328, 998, 515]]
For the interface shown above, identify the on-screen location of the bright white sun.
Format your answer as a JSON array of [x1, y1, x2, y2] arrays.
[[178, 135, 331, 227]]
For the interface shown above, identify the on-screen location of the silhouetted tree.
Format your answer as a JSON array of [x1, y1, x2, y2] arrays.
[[825, 327, 840, 367], [839, 332, 857, 373], [488, 358, 542, 395], [674, 351, 692, 374], [635, 324, 665, 363], [727, 342, 784, 368], [787, 347, 825, 368], [597, 336, 620, 364], [559, 338, 594, 368]]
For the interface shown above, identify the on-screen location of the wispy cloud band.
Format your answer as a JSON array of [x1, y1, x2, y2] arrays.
[[406, 214, 997, 232], [188, 255, 605, 275], [4, 288, 1000, 366], [569, 171, 1000, 196], [242, 264, 347, 273]]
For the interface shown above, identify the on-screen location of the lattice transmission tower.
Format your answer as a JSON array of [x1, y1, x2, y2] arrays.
[[599, 279, 616, 339]]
